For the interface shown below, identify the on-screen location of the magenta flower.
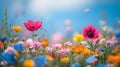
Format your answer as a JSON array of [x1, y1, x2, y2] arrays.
[[24, 20, 42, 31], [82, 25, 99, 40]]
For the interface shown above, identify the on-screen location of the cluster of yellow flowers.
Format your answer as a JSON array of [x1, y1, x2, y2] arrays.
[[73, 34, 84, 42], [60, 57, 70, 63], [71, 45, 92, 56]]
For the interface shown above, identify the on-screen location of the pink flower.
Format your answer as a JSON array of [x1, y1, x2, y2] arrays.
[[82, 25, 99, 40], [106, 40, 118, 45], [25, 39, 34, 48], [58, 48, 70, 56], [80, 41, 88, 45], [24, 20, 42, 31], [34, 41, 42, 47], [4, 47, 15, 53], [31, 49, 37, 53], [99, 38, 106, 44], [51, 32, 63, 43], [64, 41, 72, 46], [46, 47, 54, 53], [91, 59, 97, 64], [17, 41, 24, 44], [52, 43, 62, 49], [23, 48, 29, 53]]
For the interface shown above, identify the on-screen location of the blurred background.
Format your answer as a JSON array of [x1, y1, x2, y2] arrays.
[[0, 0, 120, 39]]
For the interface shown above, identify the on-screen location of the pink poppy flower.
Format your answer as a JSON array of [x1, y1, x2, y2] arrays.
[[24, 20, 42, 31], [82, 25, 99, 40]]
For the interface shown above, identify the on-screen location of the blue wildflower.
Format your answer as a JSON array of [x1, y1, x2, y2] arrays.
[[0, 37, 2, 41], [71, 62, 81, 67], [115, 32, 120, 39], [13, 43, 23, 52], [32, 55, 47, 67], [86, 56, 96, 64], [0, 52, 16, 64], [3, 36, 9, 41], [96, 64, 106, 67], [100, 48, 105, 52], [110, 45, 114, 49]]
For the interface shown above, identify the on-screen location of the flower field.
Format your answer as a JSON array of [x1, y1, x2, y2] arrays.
[[0, 2, 120, 67]]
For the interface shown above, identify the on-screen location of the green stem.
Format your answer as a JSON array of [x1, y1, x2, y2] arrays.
[[32, 32, 34, 41]]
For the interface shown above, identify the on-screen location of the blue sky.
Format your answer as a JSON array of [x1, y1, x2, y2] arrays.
[[0, 0, 120, 38]]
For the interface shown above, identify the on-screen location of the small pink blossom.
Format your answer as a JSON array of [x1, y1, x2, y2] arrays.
[[34, 41, 42, 47], [25, 39, 34, 48], [91, 59, 97, 64], [52, 43, 62, 49], [64, 41, 72, 46], [4, 47, 14, 53], [51, 32, 63, 43], [99, 38, 106, 44], [31, 49, 37, 53], [58, 48, 70, 56], [81, 41, 88, 45], [46, 47, 54, 53], [18, 41, 24, 45], [106, 40, 118, 45], [23, 48, 29, 53]]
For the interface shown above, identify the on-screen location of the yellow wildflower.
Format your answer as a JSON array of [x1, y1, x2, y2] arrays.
[[82, 49, 91, 56], [23, 59, 35, 67], [60, 57, 70, 63], [12, 26, 22, 33], [71, 45, 84, 54], [73, 34, 84, 41], [46, 55, 54, 61]]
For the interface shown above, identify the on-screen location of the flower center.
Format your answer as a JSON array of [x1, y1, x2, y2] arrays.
[[30, 26, 35, 28], [87, 31, 94, 38]]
